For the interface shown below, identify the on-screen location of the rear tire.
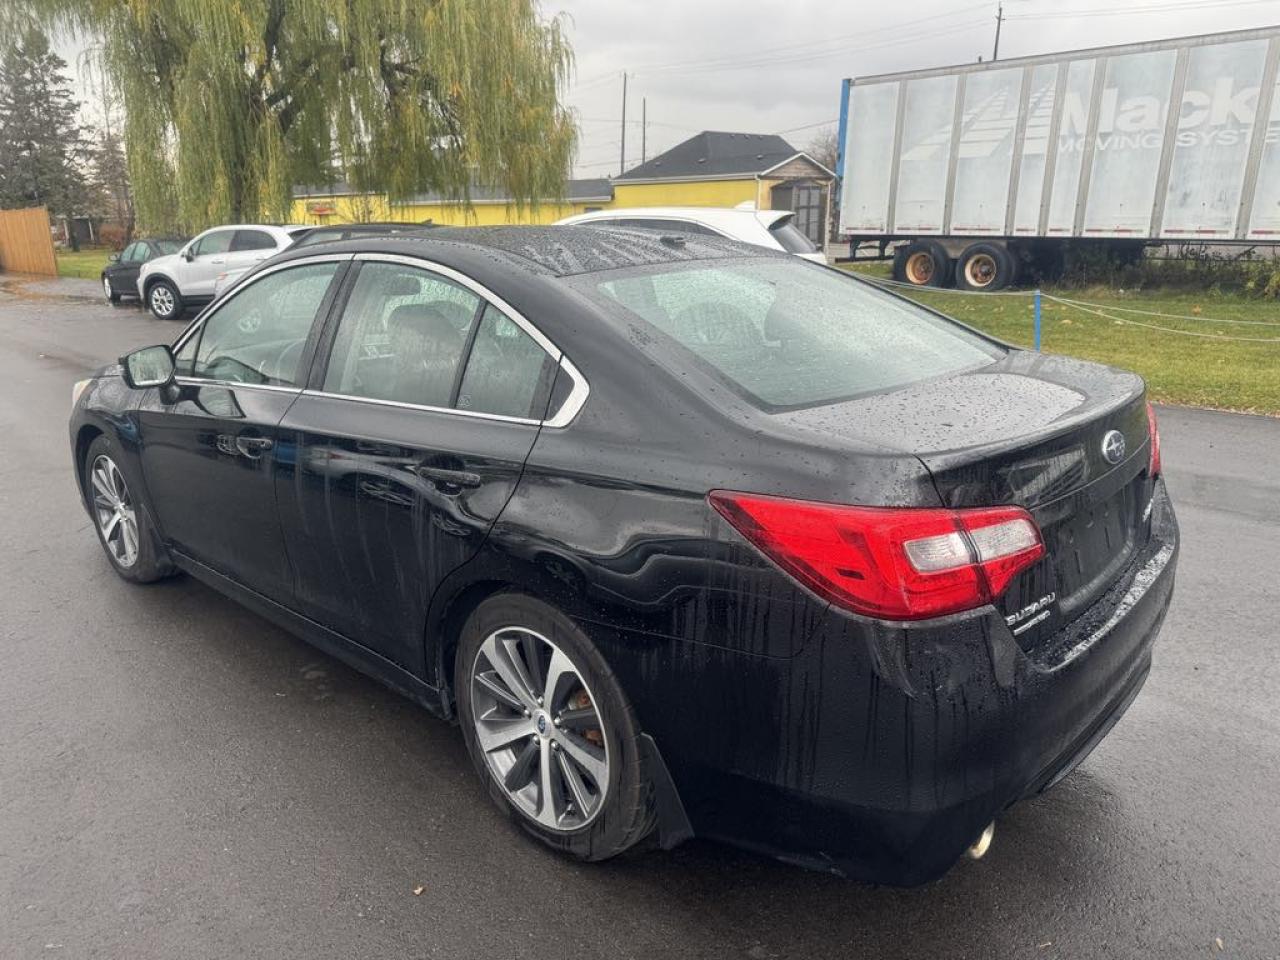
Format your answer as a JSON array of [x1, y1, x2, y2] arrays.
[[83, 434, 175, 583], [892, 240, 953, 288], [147, 278, 184, 320], [956, 242, 1017, 292], [456, 592, 655, 861]]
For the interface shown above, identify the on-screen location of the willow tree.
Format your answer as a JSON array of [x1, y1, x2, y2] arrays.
[[10, 0, 576, 230]]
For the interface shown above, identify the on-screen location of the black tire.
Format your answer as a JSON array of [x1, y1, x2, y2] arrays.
[[101, 274, 121, 303], [955, 241, 1017, 292], [455, 592, 655, 861], [83, 434, 176, 583], [892, 240, 953, 288], [146, 278, 184, 320]]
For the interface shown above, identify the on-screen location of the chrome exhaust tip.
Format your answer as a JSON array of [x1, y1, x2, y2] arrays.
[[966, 822, 995, 860]]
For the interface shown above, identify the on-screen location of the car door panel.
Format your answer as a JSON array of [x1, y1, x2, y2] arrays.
[[137, 257, 349, 604], [185, 230, 236, 297], [276, 397, 540, 672], [137, 383, 302, 602], [229, 229, 281, 273], [274, 257, 557, 673]]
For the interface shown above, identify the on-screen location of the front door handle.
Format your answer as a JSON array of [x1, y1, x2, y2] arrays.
[[413, 465, 481, 490], [235, 435, 274, 459]]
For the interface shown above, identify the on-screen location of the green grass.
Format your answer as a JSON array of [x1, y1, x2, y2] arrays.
[[56, 247, 114, 279], [843, 263, 1280, 416]]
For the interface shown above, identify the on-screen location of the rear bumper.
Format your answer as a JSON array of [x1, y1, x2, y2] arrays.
[[676, 481, 1179, 884]]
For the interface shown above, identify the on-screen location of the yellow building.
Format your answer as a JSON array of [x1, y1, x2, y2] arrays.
[[292, 178, 614, 227], [291, 130, 834, 244]]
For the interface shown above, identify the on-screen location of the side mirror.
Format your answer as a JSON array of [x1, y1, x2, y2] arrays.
[[108, 252, 121, 263], [120, 344, 176, 390]]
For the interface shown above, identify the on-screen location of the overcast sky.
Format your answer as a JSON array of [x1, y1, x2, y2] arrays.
[[53, 0, 1280, 178], [555, 0, 1280, 178]]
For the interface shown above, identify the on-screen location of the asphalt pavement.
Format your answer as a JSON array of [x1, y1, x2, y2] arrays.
[[1, 274, 1277, 959]]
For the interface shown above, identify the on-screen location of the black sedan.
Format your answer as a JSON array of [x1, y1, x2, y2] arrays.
[[68, 228, 1178, 884], [101, 237, 187, 303]]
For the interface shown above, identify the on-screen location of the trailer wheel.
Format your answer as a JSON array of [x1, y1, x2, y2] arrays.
[[892, 241, 952, 288], [956, 242, 1017, 292]]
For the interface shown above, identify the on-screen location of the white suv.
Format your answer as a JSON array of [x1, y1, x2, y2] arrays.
[[137, 224, 308, 319], [556, 207, 827, 264]]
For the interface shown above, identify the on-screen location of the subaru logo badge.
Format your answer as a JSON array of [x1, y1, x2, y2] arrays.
[[1102, 430, 1126, 465]]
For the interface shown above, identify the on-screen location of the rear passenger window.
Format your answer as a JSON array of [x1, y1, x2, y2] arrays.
[[457, 305, 555, 419], [323, 262, 481, 409], [231, 230, 277, 252]]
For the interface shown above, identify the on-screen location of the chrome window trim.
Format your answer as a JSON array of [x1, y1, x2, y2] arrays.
[[350, 253, 562, 360], [298, 388, 540, 426], [174, 376, 303, 395], [546, 356, 590, 428], [169, 250, 592, 428]]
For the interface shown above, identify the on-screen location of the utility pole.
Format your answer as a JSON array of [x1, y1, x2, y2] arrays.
[[992, 2, 1004, 62], [620, 73, 628, 177], [642, 98, 647, 164]]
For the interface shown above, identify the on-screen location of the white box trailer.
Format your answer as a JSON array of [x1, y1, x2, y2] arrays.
[[835, 25, 1280, 289]]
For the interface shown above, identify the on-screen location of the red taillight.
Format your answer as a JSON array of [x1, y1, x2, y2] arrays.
[[1146, 401, 1161, 478], [708, 491, 1044, 621]]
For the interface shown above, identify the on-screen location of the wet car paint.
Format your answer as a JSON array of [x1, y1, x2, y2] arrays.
[[69, 227, 1178, 885]]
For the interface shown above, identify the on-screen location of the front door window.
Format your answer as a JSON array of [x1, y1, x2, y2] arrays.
[[182, 262, 342, 385]]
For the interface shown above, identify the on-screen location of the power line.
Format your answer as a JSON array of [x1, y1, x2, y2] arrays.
[[639, 19, 991, 79], [773, 118, 838, 135], [573, 2, 992, 87], [1007, 0, 1276, 18]]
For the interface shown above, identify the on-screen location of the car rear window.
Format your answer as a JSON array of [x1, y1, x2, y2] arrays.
[[154, 239, 184, 255], [767, 217, 818, 254], [575, 258, 1003, 410]]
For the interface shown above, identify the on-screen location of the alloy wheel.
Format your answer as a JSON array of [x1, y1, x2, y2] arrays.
[[469, 627, 610, 831], [102, 277, 113, 299], [150, 285, 175, 317], [90, 455, 140, 568]]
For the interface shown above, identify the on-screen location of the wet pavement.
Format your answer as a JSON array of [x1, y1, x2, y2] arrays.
[[1, 278, 1277, 959]]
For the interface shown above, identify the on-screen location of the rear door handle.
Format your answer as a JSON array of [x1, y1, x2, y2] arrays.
[[413, 465, 481, 489], [235, 436, 274, 459]]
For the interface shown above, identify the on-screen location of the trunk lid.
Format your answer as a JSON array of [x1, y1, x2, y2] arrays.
[[774, 351, 1155, 641]]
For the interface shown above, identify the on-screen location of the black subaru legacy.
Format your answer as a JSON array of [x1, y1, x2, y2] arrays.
[[69, 228, 1178, 884]]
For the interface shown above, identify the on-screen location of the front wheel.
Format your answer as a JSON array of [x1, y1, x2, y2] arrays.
[[84, 435, 175, 583], [146, 279, 183, 320], [102, 275, 121, 303], [456, 593, 655, 861]]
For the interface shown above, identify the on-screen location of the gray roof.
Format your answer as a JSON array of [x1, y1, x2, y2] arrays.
[[293, 178, 614, 203], [615, 131, 798, 181]]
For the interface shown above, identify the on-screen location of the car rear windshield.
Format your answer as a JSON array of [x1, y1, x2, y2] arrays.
[[575, 258, 1004, 410], [767, 218, 818, 254]]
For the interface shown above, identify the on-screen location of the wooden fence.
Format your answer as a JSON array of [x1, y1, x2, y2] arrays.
[[0, 206, 58, 276]]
